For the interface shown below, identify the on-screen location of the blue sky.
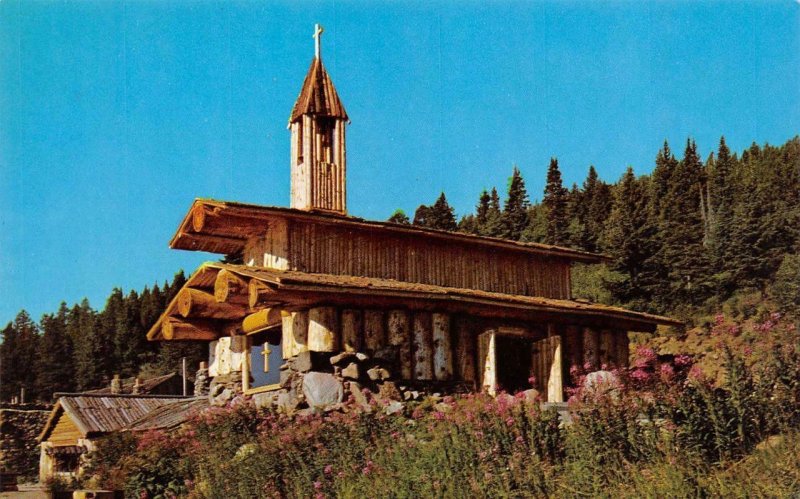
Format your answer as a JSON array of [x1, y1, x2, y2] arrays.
[[1, 1, 798, 325]]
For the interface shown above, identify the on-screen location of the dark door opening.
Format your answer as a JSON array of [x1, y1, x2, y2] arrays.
[[495, 336, 533, 394]]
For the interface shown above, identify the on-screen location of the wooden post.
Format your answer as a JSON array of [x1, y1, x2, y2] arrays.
[[387, 310, 412, 379], [432, 312, 453, 381], [177, 288, 246, 320], [564, 325, 582, 378], [582, 327, 600, 371], [162, 318, 219, 341], [363, 310, 385, 353], [454, 318, 476, 384], [308, 307, 338, 352], [599, 329, 615, 369], [281, 310, 309, 359], [546, 327, 564, 403], [341, 309, 363, 352], [412, 312, 434, 380], [478, 331, 496, 395], [614, 329, 630, 368], [214, 269, 249, 306]]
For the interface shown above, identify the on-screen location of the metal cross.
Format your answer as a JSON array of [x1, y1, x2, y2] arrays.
[[313, 23, 324, 59]]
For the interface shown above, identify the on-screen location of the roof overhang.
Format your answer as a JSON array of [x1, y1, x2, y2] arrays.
[[146, 262, 682, 341], [169, 199, 611, 264]]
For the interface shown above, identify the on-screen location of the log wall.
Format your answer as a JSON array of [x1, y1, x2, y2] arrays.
[[243, 220, 572, 299], [256, 304, 629, 390]]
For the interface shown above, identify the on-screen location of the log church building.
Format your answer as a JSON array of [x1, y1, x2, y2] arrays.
[[147, 25, 679, 409]]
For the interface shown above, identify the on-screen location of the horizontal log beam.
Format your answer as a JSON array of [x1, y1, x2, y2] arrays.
[[249, 279, 280, 309], [214, 269, 249, 306], [242, 308, 282, 334], [177, 288, 247, 320], [162, 318, 219, 341]]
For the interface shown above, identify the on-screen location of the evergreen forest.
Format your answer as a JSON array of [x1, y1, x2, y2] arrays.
[[2, 135, 799, 402]]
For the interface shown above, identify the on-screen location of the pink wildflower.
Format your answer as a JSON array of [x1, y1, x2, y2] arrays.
[[674, 354, 692, 367], [313, 481, 322, 490], [324, 465, 333, 475], [506, 417, 515, 427], [659, 363, 675, 379]]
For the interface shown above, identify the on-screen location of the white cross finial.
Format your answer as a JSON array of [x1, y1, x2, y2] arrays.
[[313, 24, 324, 59]]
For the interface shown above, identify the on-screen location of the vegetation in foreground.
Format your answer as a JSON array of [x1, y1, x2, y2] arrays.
[[75, 311, 800, 498]]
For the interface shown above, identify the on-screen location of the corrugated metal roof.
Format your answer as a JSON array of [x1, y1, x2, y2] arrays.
[[125, 398, 208, 432], [290, 57, 348, 122]]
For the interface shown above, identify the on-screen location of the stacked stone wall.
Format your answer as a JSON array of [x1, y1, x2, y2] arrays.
[[0, 404, 51, 480]]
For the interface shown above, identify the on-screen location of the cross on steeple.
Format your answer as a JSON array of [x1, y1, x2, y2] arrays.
[[313, 23, 324, 59]]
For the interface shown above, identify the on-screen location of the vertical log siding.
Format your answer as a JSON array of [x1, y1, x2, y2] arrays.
[[244, 220, 572, 299]]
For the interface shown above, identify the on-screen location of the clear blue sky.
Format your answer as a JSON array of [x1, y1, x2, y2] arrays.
[[1, 1, 798, 325]]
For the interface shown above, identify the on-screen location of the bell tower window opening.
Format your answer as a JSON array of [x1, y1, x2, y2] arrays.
[[297, 123, 304, 164], [319, 118, 334, 163]]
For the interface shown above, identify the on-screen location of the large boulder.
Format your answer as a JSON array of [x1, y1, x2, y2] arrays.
[[302, 372, 344, 411]]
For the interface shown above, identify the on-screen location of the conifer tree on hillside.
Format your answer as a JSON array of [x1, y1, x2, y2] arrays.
[[658, 140, 713, 309], [482, 188, 505, 238], [35, 303, 75, 399], [708, 137, 736, 292], [502, 166, 530, 241], [604, 168, 653, 308], [70, 299, 102, 391], [543, 158, 568, 245], [0, 311, 40, 401], [115, 290, 146, 377], [413, 193, 457, 231]]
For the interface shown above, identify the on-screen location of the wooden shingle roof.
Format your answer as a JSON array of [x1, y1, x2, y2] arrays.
[[38, 394, 189, 441], [290, 57, 348, 123], [146, 262, 682, 341]]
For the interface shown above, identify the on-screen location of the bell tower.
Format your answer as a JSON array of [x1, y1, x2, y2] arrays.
[[289, 24, 349, 214]]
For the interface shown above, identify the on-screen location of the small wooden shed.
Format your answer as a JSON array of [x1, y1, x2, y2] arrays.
[[37, 394, 195, 481]]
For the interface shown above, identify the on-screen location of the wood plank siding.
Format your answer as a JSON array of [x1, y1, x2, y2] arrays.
[[243, 219, 572, 299]]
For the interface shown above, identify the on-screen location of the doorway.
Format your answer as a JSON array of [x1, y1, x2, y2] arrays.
[[495, 335, 533, 393]]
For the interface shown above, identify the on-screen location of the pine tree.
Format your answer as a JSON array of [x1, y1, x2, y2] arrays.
[[502, 166, 530, 240], [70, 299, 102, 391], [387, 209, 410, 225], [482, 188, 505, 238], [36, 303, 75, 399], [0, 311, 40, 400], [413, 193, 457, 231], [430, 193, 458, 231], [708, 137, 736, 292], [658, 139, 714, 309], [604, 168, 652, 308], [543, 158, 568, 245]]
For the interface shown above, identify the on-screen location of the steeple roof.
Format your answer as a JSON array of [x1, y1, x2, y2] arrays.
[[289, 57, 348, 123]]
